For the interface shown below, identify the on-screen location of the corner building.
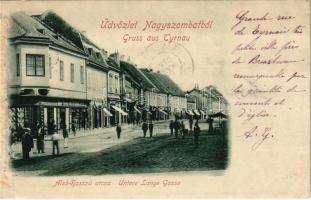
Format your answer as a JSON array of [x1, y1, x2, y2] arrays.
[[8, 12, 88, 134]]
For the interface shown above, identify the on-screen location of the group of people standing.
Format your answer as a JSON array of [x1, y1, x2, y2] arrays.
[[115, 120, 154, 139], [10, 119, 74, 162], [169, 119, 186, 139], [169, 117, 201, 147], [142, 120, 154, 138]]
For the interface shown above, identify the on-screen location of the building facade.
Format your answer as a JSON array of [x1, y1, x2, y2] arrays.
[[141, 69, 185, 120], [202, 85, 229, 115], [38, 11, 112, 129], [107, 53, 126, 126], [8, 11, 227, 137], [8, 12, 88, 135]]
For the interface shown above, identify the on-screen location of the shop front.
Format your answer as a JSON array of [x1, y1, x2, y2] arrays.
[[9, 96, 89, 136]]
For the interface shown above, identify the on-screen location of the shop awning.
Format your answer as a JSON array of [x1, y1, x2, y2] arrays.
[[111, 105, 128, 116], [193, 110, 201, 116], [159, 109, 168, 115], [103, 108, 113, 117], [35, 101, 88, 108], [134, 106, 141, 114], [187, 110, 194, 116], [200, 110, 205, 115]]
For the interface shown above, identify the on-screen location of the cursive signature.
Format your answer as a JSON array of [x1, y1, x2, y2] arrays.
[[239, 126, 274, 150]]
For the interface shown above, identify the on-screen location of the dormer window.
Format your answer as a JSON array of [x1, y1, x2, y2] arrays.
[[95, 52, 101, 60], [88, 48, 92, 55], [37, 29, 45, 35]]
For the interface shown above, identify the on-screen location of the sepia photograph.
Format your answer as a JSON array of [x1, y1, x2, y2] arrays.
[[7, 10, 229, 176], [0, 0, 309, 198]]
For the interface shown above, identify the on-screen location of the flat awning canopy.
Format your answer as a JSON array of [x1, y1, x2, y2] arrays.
[[159, 109, 168, 115], [134, 106, 141, 114], [103, 108, 113, 117], [187, 110, 194, 115], [111, 105, 128, 116], [193, 110, 201, 116]]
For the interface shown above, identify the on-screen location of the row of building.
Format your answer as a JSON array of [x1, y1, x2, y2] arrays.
[[7, 11, 228, 135]]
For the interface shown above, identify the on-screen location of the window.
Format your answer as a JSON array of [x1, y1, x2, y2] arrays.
[[80, 66, 84, 84], [88, 48, 92, 55], [49, 57, 52, 79], [26, 54, 45, 76], [60, 60, 64, 81], [70, 63, 74, 83], [114, 75, 118, 93], [95, 52, 101, 60], [37, 29, 45, 35], [16, 54, 20, 76], [109, 74, 113, 92]]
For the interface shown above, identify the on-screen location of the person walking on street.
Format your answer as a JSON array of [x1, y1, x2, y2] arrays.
[[136, 115, 140, 126], [189, 117, 193, 132], [169, 120, 174, 136], [116, 124, 122, 139], [51, 130, 60, 156], [72, 119, 77, 136], [149, 120, 154, 138], [207, 116, 214, 134], [21, 128, 33, 162], [63, 125, 69, 148], [142, 121, 148, 137], [36, 123, 45, 153], [180, 120, 185, 139], [173, 119, 180, 139], [194, 121, 200, 148]]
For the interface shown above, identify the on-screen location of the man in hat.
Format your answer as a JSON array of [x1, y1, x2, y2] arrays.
[[21, 128, 33, 162]]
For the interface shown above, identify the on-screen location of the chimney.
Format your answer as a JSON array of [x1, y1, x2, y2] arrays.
[[101, 49, 108, 58]]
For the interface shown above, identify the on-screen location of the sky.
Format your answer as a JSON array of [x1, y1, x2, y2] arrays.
[[2, 1, 231, 94]]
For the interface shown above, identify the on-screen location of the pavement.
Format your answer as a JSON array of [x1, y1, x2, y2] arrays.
[[10, 119, 208, 160], [10, 119, 228, 176]]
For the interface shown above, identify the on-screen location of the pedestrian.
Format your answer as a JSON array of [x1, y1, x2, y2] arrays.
[[84, 117, 87, 129], [72, 119, 77, 136], [21, 128, 33, 162], [9, 127, 16, 159], [51, 130, 60, 156], [207, 116, 214, 134], [116, 124, 122, 139], [36, 123, 45, 153], [149, 120, 154, 137], [169, 120, 174, 136], [194, 121, 200, 148], [63, 125, 69, 148], [173, 119, 180, 139], [189, 117, 193, 132], [142, 121, 148, 137], [136, 116, 139, 126], [180, 120, 185, 139]]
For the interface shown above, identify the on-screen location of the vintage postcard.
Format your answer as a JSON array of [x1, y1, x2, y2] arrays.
[[0, 0, 310, 198]]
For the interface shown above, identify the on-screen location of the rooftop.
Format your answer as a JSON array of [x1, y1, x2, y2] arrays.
[[9, 12, 85, 55], [141, 69, 185, 97], [120, 61, 157, 90], [36, 10, 108, 69]]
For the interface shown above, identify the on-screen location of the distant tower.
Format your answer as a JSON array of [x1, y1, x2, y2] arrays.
[[194, 84, 200, 90]]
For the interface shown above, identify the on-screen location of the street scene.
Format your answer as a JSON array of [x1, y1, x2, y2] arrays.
[[7, 10, 229, 176], [10, 120, 229, 176]]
